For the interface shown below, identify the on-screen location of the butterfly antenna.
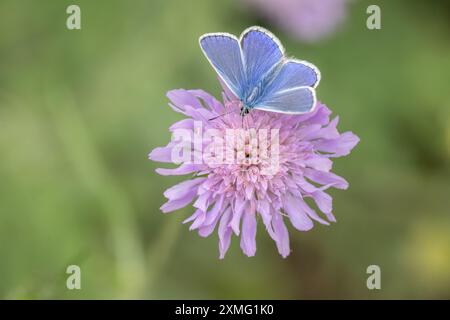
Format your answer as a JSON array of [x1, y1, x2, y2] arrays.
[[208, 109, 237, 121]]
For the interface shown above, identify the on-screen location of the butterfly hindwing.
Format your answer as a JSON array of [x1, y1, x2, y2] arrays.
[[265, 59, 320, 93], [251, 59, 319, 114], [254, 87, 316, 114]]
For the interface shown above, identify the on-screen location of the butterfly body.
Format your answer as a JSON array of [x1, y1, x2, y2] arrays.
[[199, 26, 321, 116]]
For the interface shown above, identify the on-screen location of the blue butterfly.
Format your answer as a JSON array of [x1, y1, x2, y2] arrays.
[[199, 26, 321, 116]]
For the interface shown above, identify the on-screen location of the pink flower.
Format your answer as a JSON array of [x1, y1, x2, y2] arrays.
[[149, 87, 359, 258], [243, 0, 349, 43]]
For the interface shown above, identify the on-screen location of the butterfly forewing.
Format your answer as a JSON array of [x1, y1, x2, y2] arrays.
[[199, 34, 246, 98], [240, 28, 284, 91]]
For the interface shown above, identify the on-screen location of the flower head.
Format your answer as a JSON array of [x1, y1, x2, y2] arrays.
[[149, 86, 359, 258]]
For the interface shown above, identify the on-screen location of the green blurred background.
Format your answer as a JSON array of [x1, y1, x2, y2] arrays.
[[0, 0, 449, 299]]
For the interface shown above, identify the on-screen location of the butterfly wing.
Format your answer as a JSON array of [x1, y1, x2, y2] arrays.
[[265, 59, 320, 90], [240, 27, 284, 92], [199, 34, 246, 99], [253, 87, 316, 114], [253, 59, 320, 114]]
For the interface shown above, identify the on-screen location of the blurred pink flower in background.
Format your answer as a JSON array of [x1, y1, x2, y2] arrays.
[[243, 0, 349, 42], [149, 85, 359, 259]]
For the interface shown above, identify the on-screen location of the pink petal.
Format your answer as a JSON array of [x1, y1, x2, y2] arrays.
[[182, 104, 213, 121], [155, 163, 199, 176], [304, 168, 349, 189], [297, 103, 331, 125], [294, 175, 319, 193], [163, 177, 205, 200], [315, 131, 360, 157], [198, 211, 222, 237], [203, 195, 224, 225], [326, 212, 337, 222], [298, 198, 329, 225], [307, 116, 340, 140], [148, 146, 173, 163], [189, 210, 206, 230], [193, 192, 210, 212], [257, 199, 275, 239], [283, 194, 314, 231], [183, 209, 202, 224], [272, 211, 290, 258], [218, 207, 233, 259], [229, 197, 246, 235], [304, 153, 333, 171], [167, 89, 202, 110], [312, 190, 333, 214], [160, 190, 197, 213], [190, 89, 224, 114], [240, 208, 257, 257], [298, 124, 321, 139], [169, 118, 194, 131]]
